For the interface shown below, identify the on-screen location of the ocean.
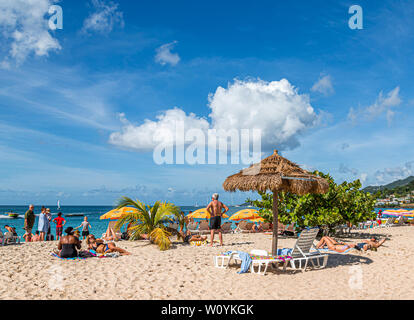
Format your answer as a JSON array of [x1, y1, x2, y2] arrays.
[[0, 206, 405, 242], [0, 205, 254, 241]]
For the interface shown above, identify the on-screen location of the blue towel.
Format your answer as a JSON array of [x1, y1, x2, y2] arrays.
[[236, 251, 252, 274], [277, 248, 292, 256]]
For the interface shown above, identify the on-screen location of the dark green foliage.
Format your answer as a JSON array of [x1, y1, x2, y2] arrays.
[[248, 172, 376, 230]]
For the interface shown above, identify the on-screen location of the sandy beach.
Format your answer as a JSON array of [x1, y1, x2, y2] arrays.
[[1, 226, 413, 300]]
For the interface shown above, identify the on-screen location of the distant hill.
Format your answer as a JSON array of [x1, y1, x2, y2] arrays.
[[364, 176, 414, 194]]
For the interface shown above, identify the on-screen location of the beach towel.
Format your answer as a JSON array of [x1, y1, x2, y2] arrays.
[[50, 253, 85, 261], [236, 251, 252, 274], [316, 248, 353, 254], [277, 248, 292, 256], [250, 254, 292, 263]]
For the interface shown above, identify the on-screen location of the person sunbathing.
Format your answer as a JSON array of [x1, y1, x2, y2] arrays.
[[316, 236, 386, 253], [178, 230, 207, 244], [86, 234, 131, 256]]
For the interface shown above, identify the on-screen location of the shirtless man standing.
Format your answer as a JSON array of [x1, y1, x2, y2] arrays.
[[206, 193, 229, 247]]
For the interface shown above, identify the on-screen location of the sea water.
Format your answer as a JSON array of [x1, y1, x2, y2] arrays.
[[1, 206, 400, 242], [0, 205, 254, 241]]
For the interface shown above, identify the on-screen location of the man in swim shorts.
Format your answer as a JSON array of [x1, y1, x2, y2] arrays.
[[206, 193, 229, 247], [24, 204, 35, 241]]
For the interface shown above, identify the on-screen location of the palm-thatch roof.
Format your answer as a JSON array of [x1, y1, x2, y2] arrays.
[[223, 150, 329, 194]]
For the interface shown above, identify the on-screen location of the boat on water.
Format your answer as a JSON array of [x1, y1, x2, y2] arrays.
[[6, 212, 19, 219], [66, 214, 84, 217]]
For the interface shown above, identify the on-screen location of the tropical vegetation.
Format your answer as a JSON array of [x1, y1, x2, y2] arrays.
[[114, 197, 181, 250], [247, 172, 376, 233]]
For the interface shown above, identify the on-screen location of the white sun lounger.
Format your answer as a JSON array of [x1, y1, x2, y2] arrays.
[[1, 231, 21, 246], [380, 217, 395, 228], [214, 249, 291, 276], [289, 228, 328, 272]]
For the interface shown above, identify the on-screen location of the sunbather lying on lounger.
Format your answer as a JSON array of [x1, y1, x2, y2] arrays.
[[86, 234, 131, 256], [178, 230, 207, 244], [316, 236, 386, 252]]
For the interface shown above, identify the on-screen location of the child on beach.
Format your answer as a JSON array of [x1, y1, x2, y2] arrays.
[[74, 216, 92, 240], [32, 231, 40, 242], [53, 212, 66, 241]]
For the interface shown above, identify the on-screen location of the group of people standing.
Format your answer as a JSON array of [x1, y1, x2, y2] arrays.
[[23, 204, 91, 242]]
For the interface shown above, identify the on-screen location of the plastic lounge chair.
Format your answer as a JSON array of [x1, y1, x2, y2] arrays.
[[234, 222, 254, 234], [289, 228, 328, 272], [394, 217, 406, 226], [284, 223, 296, 236], [380, 218, 395, 228], [187, 222, 200, 235], [2, 232, 21, 246], [106, 221, 122, 240], [277, 223, 286, 235], [221, 222, 233, 234], [214, 249, 291, 276], [198, 222, 210, 235]]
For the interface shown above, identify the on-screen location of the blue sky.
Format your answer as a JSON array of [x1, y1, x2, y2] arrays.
[[0, 0, 413, 205]]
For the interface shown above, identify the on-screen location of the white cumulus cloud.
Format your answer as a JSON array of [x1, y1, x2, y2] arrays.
[[0, 0, 61, 65], [311, 75, 334, 96], [155, 41, 180, 66], [109, 108, 210, 151], [82, 0, 124, 34], [348, 87, 402, 124], [109, 78, 319, 152]]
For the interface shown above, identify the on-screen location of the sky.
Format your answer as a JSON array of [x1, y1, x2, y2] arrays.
[[0, 0, 414, 205]]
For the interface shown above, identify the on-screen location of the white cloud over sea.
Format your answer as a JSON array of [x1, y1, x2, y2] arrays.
[[109, 78, 320, 152]]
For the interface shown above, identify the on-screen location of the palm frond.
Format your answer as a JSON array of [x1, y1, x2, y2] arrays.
[[149, 227, 172, 251], [154, 202, 180, 225], [128, 223, 150, 240]]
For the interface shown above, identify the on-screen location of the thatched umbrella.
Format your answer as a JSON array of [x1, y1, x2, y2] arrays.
[[223, 150, 329, 256]]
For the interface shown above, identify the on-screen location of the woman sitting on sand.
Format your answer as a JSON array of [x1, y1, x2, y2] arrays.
[[316, 236, 386, 253], [86, 232, 131, 256], [56, 227, 81, 258]]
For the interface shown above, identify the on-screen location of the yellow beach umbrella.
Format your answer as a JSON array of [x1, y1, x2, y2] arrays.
[[100, 207, 140, 220], [229, 209, 261, 221], [250, 217, 265, 223], [187, 208, 229, 219]]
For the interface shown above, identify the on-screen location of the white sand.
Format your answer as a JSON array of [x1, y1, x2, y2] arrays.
[[1, 226, 413, 300]]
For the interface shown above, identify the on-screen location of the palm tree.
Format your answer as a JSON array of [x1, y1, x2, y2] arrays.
[[114, 196, 180, 251]]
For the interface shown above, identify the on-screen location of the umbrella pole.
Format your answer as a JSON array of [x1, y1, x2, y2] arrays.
[[272, 191, 279, 256]]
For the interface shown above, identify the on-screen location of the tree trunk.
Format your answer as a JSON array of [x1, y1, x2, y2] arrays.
[[271, 191, 279, 256]]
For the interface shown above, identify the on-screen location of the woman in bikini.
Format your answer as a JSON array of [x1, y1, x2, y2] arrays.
[[316, 236, 386, 253], [177, 230, 207, 244], [86, 233, 131, 256]]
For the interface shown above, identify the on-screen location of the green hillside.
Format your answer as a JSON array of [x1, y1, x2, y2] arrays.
[[364, 176, 414, 197]]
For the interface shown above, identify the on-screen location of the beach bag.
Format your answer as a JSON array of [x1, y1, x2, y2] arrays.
[[78, 250, 95, 258], [121, 232, 129, 240]]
